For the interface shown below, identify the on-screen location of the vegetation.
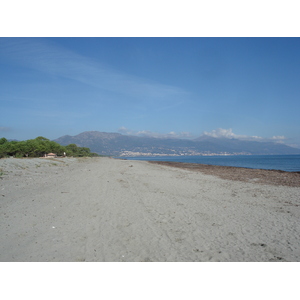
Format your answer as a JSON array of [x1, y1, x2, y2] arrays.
[[0, 136, 99, 158], [0, 168, 5, 178]]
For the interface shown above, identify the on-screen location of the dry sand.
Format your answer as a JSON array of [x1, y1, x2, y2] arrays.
[[0, 157, 299, 261]]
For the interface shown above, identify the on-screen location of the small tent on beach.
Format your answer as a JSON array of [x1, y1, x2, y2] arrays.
[[45, 153, 57, 158]]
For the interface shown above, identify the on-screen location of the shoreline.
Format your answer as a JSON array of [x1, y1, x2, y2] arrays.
[[148, 160, 300, 187], [117, 154, 300, 173]]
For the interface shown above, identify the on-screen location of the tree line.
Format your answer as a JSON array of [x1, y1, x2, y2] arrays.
[[0, 136, 99, 158]]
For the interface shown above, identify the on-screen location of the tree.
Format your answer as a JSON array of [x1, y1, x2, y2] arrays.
[[35, 136, 50, 141], [65, 144, 78, 156], [0, 137, 8, 145], [0, 137, 95, 158], [77, 147, 91, 157]]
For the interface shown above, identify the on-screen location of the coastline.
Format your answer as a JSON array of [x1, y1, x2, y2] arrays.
[[1, 157, 300, 261], [118, 154, 300, 173], [148, 160, 300, 187]]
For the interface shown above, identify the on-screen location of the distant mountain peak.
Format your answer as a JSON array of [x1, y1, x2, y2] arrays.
[[76, 131, 122, 139]]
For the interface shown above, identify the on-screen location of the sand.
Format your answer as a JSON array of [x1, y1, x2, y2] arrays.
[[0, 157, 299, 262]]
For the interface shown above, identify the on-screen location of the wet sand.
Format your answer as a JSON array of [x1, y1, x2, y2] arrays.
[[1, 157, 299, 261]]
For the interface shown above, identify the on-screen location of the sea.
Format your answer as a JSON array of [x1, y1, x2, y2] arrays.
[[118, 155, 300, 172]]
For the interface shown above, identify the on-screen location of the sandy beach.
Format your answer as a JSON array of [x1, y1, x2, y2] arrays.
[[0, 156, 299, 262]]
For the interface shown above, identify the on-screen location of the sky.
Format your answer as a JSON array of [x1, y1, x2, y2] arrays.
[[1, 37, 300, 148]]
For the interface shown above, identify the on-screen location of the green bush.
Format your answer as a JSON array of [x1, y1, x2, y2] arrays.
[[0, 136, 98, 158]]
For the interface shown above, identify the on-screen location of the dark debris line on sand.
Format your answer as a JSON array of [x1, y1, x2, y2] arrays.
[[148, 161, 300, 187]]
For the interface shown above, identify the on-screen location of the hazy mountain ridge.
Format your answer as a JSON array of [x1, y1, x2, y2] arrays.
[[53, 131, 300, 156]]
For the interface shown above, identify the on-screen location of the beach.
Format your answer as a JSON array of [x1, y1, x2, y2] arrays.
[[0, 157, 299, 261]]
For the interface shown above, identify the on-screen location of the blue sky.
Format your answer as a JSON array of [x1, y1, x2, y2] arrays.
[[1, 37, 300, 147]]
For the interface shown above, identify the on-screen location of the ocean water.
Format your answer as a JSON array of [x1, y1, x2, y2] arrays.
[[119, 155, 300, 172]]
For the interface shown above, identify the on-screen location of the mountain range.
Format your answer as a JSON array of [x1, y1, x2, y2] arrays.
[[53, 131, 300, 156]]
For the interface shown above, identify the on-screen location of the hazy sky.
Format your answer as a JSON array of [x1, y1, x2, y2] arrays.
[[1, 37, 300, 147]]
